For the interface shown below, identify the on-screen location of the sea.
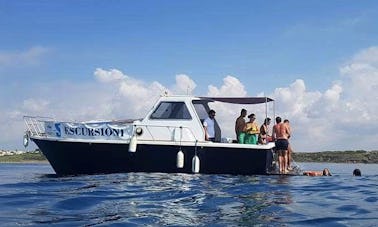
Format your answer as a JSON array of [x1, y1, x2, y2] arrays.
[[0, 163, 377, 226]]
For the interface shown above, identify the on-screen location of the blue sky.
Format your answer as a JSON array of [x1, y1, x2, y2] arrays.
[[1, 1, 378, 151]]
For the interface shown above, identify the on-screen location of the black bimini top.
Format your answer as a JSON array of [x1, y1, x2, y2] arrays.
[[199, 97, 274, 104]]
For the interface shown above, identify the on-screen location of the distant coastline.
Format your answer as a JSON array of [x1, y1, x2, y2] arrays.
[[0, 150, 47, 163], [293, 150, 378, 164], [0, 149, 377, 163]]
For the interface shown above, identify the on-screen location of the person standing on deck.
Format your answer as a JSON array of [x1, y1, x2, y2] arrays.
[[259, 117, 272, 144], [273, 116, 291, 173], [203, 109, 216, 142], [284, 119, 293, 170], [235, 109, 247, 143], [244, 113, 260, 144]]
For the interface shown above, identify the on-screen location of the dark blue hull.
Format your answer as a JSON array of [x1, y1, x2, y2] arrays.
[[33, 138, 274, 175]]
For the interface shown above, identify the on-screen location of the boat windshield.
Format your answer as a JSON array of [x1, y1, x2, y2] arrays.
[[193, 103, 208, 121], [150, 101, 192, 120]]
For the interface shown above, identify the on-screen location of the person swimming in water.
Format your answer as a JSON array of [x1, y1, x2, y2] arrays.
[[353, 168, 361, 176], [303, 168, 332, 176]]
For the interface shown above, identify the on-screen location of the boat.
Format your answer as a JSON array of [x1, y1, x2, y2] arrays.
[[23, 95, 279, 176]]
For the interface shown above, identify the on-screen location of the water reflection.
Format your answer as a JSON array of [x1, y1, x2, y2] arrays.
[[85, 173, 298, 226], [1, 163, 377, 226], [21, 172, 295, 226]]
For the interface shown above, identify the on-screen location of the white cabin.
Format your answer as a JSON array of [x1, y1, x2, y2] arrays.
[[135, 95, 217, 143]]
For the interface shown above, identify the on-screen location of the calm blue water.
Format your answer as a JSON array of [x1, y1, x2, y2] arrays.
[[0, 163, 377, 226]]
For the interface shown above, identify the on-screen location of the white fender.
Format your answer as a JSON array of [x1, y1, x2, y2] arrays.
[[192, 155, 200, 173], [128, 135, 137, 152], [23, 133, 29, 148], [176, 149, 184, 168]]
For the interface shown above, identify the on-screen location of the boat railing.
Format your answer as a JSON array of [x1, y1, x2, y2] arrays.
[[23, 116, 200, 142], [23, 116, 54, 137]]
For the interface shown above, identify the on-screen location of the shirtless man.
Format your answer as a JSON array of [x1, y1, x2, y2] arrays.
[[235, 109, 247, 143], [272, 116, 291, 173], [303, 168, 332, 176]]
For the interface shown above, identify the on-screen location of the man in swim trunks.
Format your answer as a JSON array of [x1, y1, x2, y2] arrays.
[[273, 116, 290, 173], [235, 109, 247, 143]]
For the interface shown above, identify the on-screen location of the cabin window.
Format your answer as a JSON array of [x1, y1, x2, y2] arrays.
[[150, 102, 192, 120]]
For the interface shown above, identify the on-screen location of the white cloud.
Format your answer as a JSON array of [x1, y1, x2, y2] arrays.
[[323, 84, 342, 104], [273, 79, 322, 119], [206, 76, 243, 135], [339, 47, 378, 123], [267, 47, 378, 151], [351, 46, 378, 64], [207, 75, 247, 97], [340, 47, 378, 100], [118, 80, 166, 115], [22, 98, 50, 113], [94, 69, 191, 117], [94, 68, 126, 83], [173, 74, 196, 95], [0, 46, 50, 67]]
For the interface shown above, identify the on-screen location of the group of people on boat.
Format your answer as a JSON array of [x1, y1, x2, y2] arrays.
[[234, 109, 294, 173], [202, 109, 365, 176], [203, 108, 294, 174], [234, 109, 273, 145]]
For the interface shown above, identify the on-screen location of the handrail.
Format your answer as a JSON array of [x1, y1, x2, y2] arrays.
[[23, 116, 54, 136], [23, 116, 199, 142]]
